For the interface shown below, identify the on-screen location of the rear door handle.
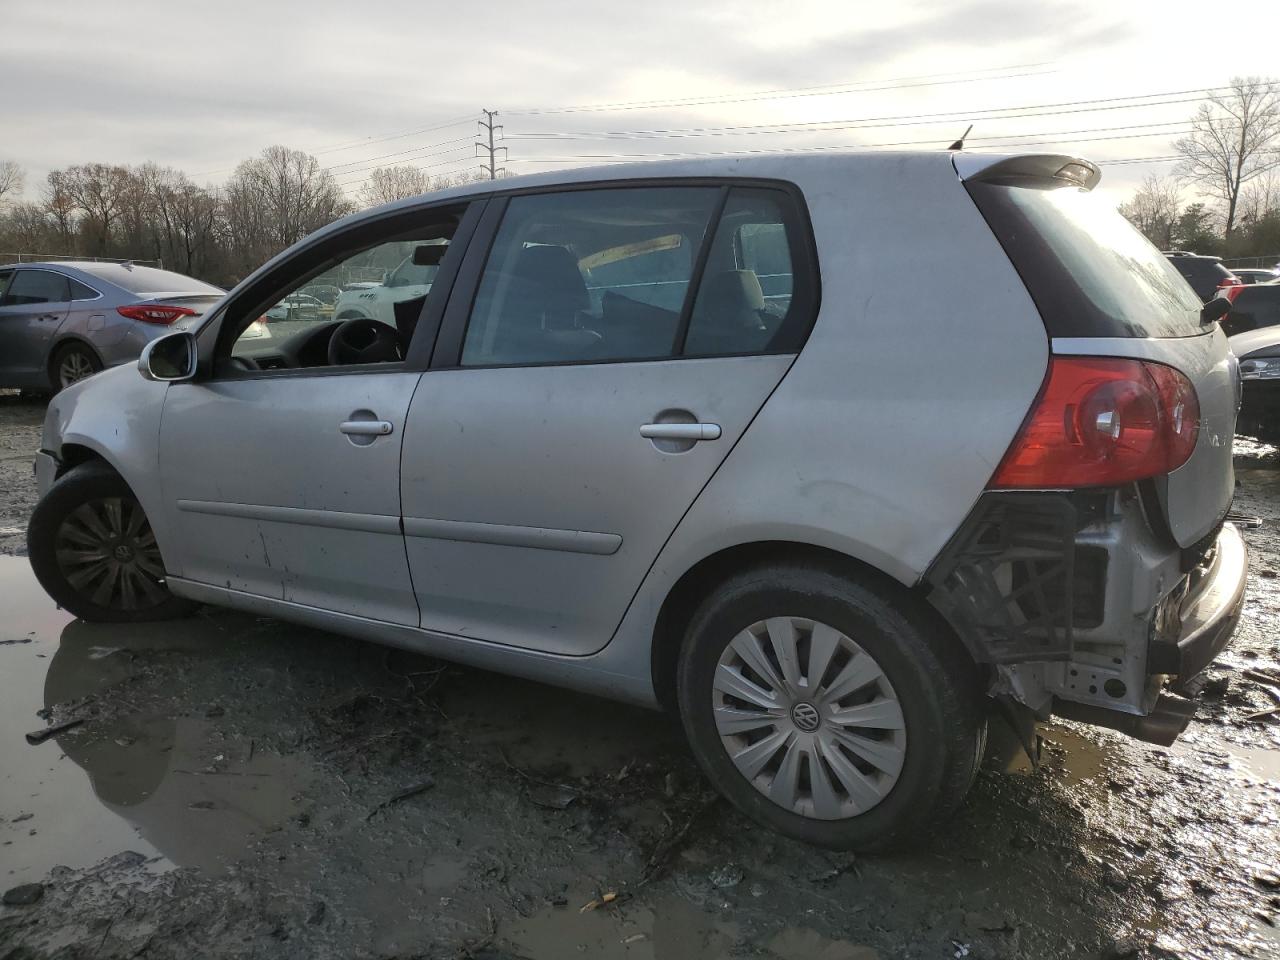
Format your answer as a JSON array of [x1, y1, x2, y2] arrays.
[[340, 420, 394, 436], [639, 422, 721, 441]]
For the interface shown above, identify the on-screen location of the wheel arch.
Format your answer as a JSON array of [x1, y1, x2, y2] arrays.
[[46, 336, 105, 385], [648, 539, 973, 715]]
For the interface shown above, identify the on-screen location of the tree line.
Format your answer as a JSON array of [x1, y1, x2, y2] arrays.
[[1121, 76, 1280, 261], [0, 150, 484, 288]]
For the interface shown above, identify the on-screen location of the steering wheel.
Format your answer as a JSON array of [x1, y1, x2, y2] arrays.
[[327, 317, 402, 366]]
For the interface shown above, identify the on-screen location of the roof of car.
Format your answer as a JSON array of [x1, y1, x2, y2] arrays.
[[1228, 325, 1280, 358]]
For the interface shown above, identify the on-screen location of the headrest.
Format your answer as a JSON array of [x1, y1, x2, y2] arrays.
[[698, 270, 766, 320], [510, 245, 589, 309], [413, 244, 447, 266]]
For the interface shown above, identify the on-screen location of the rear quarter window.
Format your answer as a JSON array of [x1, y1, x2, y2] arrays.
[[968, 181, 1205, 338]]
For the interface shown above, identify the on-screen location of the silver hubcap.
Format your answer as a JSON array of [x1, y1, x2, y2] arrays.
[[713, 617, 907, 820], [54, 497, 168, 611], [59, 352, 95, 387]]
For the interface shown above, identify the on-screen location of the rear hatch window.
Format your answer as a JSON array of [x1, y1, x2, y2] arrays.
[[967, 180, 1204, 338]]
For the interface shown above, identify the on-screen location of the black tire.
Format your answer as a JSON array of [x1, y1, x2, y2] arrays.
[[49, 342, 102, 393], [27, 461, 197, 622], [675, 560, 985, 851]]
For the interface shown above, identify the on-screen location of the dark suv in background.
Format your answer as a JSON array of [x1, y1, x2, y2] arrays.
[[1163, 251, 1239, 302]]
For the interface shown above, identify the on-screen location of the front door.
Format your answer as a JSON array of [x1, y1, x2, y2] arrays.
[[0, 269, 71, 388], [402, 183, 817, 654], [157, 203, 477, 625]]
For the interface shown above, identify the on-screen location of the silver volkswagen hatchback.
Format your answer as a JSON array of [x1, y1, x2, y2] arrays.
[[26, 152, 1247, 850]]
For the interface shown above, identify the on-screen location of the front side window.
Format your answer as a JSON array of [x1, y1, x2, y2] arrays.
[[2, 270, 70, 306], [461, 187, 721, 366], [227, 218, 460, 370]]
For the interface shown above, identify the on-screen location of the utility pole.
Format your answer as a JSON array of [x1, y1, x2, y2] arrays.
[[476, 110, 507, 180]]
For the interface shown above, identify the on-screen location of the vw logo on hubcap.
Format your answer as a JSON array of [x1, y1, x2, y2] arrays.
[[113, 544, 134, 562], [791, 701, 821, 732]]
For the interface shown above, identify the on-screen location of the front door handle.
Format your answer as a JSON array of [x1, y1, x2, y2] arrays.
[[639, 422, 721, 441], [340, 420, 393, 437]]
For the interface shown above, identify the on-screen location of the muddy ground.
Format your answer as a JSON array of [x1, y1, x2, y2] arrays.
[[0, 390, 1278, 960]]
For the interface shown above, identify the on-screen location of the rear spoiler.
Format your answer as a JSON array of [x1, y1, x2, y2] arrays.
[[953, 153, 1100, 190]]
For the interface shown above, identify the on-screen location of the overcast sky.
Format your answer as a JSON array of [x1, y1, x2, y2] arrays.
[[5, 0, 1280, 207]]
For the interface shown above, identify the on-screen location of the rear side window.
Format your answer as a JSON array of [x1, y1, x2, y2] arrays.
[[1224, 287, 1280, 336], [460, 183, 817, 366], [968, 181, 1204, 338], [685, 188, 808, 356], [461, 187, 722, 365], [2, 270, 70, 306]]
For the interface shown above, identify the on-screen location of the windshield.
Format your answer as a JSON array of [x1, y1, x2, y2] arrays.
[[968, 181, 1205, 338]]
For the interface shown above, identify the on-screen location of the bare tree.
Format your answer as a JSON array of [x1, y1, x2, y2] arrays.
[[358, 166, 436, 207], [57, 163, 134, 254], [1119, 174, 1183, 248], [151, 169, 219, 275], [226, 146, 350, 250], [41, 172, 78, 251], [1175, 76, 1280, 238], [0, 160, 23, 206], [1237, 172, 1280, 228]]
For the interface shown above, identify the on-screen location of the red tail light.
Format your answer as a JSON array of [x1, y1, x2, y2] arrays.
[[1223, 284, 1246, 303], [990, 357, 1200, 489], [1217, 276, 1243, 290], [116, 304, 197, 325]]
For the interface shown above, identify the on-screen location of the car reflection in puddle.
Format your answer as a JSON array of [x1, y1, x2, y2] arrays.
[[45, 619, 322, 877]]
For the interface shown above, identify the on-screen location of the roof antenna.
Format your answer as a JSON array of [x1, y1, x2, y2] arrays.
[[948, 124, 974, 151]]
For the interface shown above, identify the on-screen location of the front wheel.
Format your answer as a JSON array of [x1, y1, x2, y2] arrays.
[[675, 561, 985, 851], [27, 462, 197, 622]]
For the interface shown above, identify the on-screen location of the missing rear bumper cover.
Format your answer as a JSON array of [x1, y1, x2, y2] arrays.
[[926, 492, 1104, 664]]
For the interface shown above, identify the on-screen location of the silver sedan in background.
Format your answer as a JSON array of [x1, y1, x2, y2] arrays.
[[0, 261, 223, 392]]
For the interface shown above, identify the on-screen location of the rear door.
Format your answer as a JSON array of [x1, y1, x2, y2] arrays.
[[0, 269, 71, 385], [964, 157, 1236, 548], [401, 183, 818, 654]]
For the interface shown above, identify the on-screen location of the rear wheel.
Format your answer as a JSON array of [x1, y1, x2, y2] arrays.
[[49, 343, 102, 392], [27, 462, 196, 622], [675, 561, 985, 851]]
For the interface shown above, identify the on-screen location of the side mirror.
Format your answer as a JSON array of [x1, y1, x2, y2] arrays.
[[138, 332, 197, 382], [1201, 296, 1232, 326]]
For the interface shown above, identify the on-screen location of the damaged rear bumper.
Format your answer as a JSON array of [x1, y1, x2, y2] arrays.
[[1151, 522, 1247, 684], [927, 490, 1247, 746]]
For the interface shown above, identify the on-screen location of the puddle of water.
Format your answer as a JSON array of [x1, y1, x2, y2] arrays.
[[0, 557, 165, 885], [0, 556, 318, 883]]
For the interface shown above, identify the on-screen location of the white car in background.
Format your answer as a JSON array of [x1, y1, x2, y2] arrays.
[[332, 245, 445, 326]]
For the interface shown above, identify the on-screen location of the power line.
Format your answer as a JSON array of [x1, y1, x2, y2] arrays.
[[508, 63, 1056, 115], [333, 151, 478, 190], [311, 114, 477, 156], [505, 87, 1232, 144], [193, 114, 479, 178], [323, 138, 475, 174], [500, 124, 1195, 165]]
